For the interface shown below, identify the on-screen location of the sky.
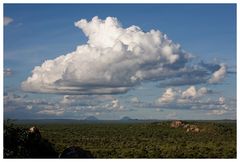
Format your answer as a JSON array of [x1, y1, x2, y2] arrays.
[[3, 4, 236, 120]]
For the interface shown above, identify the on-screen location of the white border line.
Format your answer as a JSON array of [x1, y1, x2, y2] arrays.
[[1, 1, 238, 161]]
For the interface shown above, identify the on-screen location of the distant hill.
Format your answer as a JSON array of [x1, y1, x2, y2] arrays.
[[120, 116, 132, 121], [85, 116, 98, 121]]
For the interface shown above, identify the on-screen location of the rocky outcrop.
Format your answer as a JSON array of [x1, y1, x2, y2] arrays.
[[170, 120, 184, 128], [170, 121, 201, 133], [28, 126, 41, 141], [4, 124, 58, 158], [185, 124, 200, 133]]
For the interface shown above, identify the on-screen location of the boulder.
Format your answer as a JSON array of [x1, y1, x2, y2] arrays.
[[170, 120, 184, 128], [60, 146, 93, 158], [183, 124, 190, 128], [185, 124, 200, 133], [28, 126, 41, 141], [169, 121, 201, 133]]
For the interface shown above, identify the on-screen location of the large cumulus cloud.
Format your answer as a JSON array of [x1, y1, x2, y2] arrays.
[[21, 16, 225, 95]]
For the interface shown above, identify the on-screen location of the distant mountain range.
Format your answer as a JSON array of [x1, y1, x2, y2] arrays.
[[120, 116, 141, 121], [120, 116, 132, 121]]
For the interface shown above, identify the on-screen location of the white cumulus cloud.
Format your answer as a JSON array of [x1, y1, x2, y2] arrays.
[[156, 86, 211, 105], [156, 88, 176, 104], [130, 96, 140, 103], [182, 86, 197, 99], [208, 64, 227, 84], [108, 99, 124, 111], [218, 96, 225, 105], [21, 16, 228, 95], [21, 16, 191, 95], [182, 86, 208, 99]]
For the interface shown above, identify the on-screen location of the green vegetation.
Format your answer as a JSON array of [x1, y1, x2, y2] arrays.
[[4, 120, 58, 158], [4, 120, 236, 158]]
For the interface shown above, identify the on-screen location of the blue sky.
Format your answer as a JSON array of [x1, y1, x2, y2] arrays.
[[4, 4, 236, 120]]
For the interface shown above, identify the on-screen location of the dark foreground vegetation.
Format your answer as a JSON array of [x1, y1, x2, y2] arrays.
[[4, 120, 236, 158]]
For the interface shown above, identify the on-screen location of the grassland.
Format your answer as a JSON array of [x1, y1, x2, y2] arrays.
[[6, 120, 236, 158]]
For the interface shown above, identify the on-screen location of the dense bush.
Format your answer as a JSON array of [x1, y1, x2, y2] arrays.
[[4, 120, 236, 158]]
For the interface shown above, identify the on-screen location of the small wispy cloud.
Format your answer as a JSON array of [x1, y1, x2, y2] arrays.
[[207, 109, 227, 115], [4, 16, 13, 26], [4, 68, 13, 76]]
